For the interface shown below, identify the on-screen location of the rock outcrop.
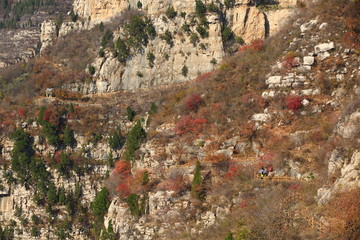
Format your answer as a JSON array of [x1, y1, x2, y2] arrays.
[[0, 29, 40, 68], [317, 151, 360, 204], [77, 13, 224, 93], [51, 0, 297, 93]]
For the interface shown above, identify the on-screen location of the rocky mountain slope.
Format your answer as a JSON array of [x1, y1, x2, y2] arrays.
[[0, 0, 360, 240]]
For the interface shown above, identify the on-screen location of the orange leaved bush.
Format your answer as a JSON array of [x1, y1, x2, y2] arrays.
[[174, 115, 207, 135], [239, 39, 265, 53]]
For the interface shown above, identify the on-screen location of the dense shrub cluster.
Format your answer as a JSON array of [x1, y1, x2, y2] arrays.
[[286, 96, 302, 112], [282, 52, 300, 69], [186, 94, 204, 112], [239, 39, 265, 52], [174, 115, 207, 135]]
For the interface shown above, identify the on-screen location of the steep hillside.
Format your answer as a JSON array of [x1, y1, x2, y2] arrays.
[[0, 0, 360, 240]]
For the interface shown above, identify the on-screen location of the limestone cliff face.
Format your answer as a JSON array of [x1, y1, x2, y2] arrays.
[[72, 0, 297, 24], [0, 29, 40, 68], [40, 20, 57, 54], [73, 0, 196, 24], [40, 0, 297, 93], [78, 14, 224, 93], [229, 5, 267, 42], [73, 0, 129, 24]]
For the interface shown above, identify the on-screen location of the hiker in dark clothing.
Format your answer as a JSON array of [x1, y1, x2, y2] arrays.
[[259, 167, 265, 177]]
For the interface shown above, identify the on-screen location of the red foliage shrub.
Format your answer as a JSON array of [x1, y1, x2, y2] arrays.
[[240, 200, 247, 208], [282, 56, 300, 69], [17, 108, 27, 119], [196, 71, 214, 82], [174, 115, 207, 135], [43, 109, 53, 122], [186, 94, 204, 112], [225, 165, 240, 179], [286, 96, 302, 112], [114, 160, 131, 175], [116, 182, 130, 198], [54, 150, 62, 164], [239, 39, 265, 53], [251, 39, 265, 51], [111, 160, 133, 197], [289, 183, 300, 191]]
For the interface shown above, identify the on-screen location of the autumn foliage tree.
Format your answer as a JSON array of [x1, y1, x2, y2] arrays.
[[112, 160, 132, 197]]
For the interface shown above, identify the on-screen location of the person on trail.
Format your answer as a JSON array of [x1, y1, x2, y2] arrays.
[[259, 167, 265, 177], [264, 167, 269, 176], [268, 165, 274, 177]]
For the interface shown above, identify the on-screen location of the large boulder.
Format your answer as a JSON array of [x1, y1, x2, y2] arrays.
[[314, 42, 335, 54]]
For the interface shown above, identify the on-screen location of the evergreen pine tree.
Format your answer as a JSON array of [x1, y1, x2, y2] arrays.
[[126, 193, 140, 216], [63, 126, 76, 148], [149, 102, 157, 114], [142, 171, 149, 185], [224, 232, 234, 240], [126, 106, 136, 121], [69, 103, 74, 113], [191, 161, 203, 199], [124, 120, 146, 161], [11, 128, 34, 182], [47, 181, 58, 206], [91, 188, 110, 217], [58, 152, 73, 178], [38, 106, 46, 125], [58, 186, 66, 205], [109, 129, 124, 150]]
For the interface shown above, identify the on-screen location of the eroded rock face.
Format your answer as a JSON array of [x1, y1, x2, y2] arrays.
[[40, 20, 57, 53], [73, 0, 129, 24], [230, 6, 266, 42], [317, 151, 360, 204], [0, 165, 108, 238], [0, 29, 40, 68], [76, 13, 224, 93], [104, 190, 239, 240], [337, 111, 360, 139], [35, 0, 299, 93]]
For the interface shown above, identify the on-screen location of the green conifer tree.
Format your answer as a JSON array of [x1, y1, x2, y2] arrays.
[[191, 161, 203, 199], [47, 181, 58, 206], [63, 126, 76, 148]]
